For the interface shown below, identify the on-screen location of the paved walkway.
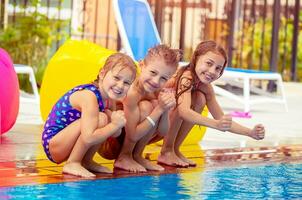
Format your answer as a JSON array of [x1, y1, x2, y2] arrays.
[[1, 82, 301, 187], [201, 82, 302, 149], [14, 82, 302, 150]]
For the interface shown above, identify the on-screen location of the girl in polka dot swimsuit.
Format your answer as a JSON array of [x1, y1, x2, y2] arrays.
[[42, 53, 136, 177]]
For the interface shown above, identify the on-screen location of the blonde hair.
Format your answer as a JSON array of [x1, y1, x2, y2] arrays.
[[144, 44, 182, 68], [93, 53, 136, 85]]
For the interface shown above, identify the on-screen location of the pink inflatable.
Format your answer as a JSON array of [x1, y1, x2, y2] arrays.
[[0, 48, 19, 134]]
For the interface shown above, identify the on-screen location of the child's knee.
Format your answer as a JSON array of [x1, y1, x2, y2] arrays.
[[139, 101, 153, 121], [150, 99, 158, 108], [98, 112, 109, 128], [77, 113, 108, 146]]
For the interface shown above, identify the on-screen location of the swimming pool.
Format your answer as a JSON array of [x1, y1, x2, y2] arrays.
[[1, 161, 301, 199]]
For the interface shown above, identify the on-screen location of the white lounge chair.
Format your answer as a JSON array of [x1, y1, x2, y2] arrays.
[[113, 0, 288, 112], [215, 68, 287, 112], [14, 64, 40, 104]]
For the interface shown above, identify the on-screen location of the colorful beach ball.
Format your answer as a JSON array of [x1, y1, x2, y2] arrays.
[[0, 48, 20, 134]]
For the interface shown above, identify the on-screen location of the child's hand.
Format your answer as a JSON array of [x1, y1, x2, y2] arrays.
[[248, 124, 265, 140], [104, 109, 112, 117], [111, 128, 122, 138], [158, 92, 176, 112], [217, 114, 232, 131], [111, 110, 126, 128]]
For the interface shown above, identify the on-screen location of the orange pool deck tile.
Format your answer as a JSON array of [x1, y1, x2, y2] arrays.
[[1, 124, 302, 188]]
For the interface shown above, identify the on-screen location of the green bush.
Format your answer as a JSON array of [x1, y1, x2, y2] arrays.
[[233, 17, 302, 81], [0, 2, 69, 92]]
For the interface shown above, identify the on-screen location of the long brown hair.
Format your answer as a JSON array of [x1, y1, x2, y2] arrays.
[[93, 53, 137, 86], [175, 40, 227, 105]]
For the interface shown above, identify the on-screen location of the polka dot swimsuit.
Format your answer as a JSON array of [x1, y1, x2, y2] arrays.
[[42, 84, 105, 163]]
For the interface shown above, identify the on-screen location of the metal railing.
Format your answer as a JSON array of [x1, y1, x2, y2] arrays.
[[1, 0, 301, 81]]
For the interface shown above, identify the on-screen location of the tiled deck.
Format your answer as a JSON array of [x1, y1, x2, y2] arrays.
[[1, 124, 302, 187], [1, 82, 302, 188]]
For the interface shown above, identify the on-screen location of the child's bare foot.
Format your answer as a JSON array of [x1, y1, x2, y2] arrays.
[[63, 162, 95, 178], [114, 155, 147, 172], [134, 155, 164, 171], [83, 160, 112, 174], [158, 151, 189, 167], [175, 150, 196, 167]]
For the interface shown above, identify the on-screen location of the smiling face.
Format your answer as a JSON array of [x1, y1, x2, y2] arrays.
[[139, 58, 176, 93], [101, 66, 135, 100], [194, 51, 225, 84]]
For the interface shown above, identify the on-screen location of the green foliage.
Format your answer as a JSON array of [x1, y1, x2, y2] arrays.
[[234, 17, 302, 81], [0, 1, 69, 92]]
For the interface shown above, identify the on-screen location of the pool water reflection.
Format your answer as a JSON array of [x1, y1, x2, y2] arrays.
[[1, 161, 301, 199]]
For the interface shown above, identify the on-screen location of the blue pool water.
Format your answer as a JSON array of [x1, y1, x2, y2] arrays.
[[1, 162, 302, 199]]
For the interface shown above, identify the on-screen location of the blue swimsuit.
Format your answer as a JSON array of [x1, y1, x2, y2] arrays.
[[42, 84, 105, 163]]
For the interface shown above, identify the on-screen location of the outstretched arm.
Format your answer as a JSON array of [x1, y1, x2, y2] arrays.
[[177, 90, 223, 130], [176, 77, 224, 130], [227, 122, 265, 139], [206, 84, 265, 140]]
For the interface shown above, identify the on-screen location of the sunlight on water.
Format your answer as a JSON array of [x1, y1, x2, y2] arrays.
[[1, 162, 301, 199]]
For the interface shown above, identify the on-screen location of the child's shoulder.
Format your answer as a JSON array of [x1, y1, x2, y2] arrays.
[[124, 85, 141, 102], [64, 83, 97, 95], [72, 83, 97, 91], [198, 83, 215, 98], [69, 84, 101, 103], [179, 69, 193, 86], [181, 69, 193, 78]]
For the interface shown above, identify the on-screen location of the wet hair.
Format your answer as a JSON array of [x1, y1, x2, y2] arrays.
[[175, 40, 227, 105], [144, 44, 183, 68], [93, 53, 137, 86]]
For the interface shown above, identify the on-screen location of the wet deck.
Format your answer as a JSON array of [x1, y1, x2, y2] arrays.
[[1, 82, 302, 187], [1, 124, 301, 187]]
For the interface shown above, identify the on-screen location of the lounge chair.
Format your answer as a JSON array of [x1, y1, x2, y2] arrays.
[[113, 0, 288, 112], [14, 64, 40, 104], [214, 68, 287, 112]]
